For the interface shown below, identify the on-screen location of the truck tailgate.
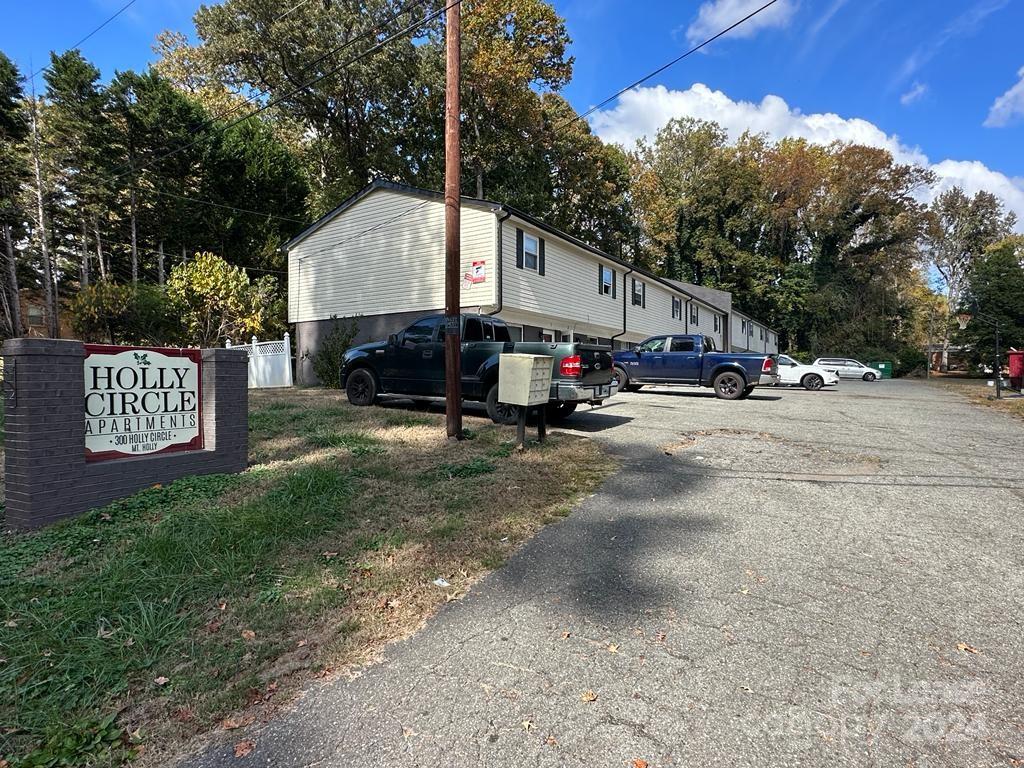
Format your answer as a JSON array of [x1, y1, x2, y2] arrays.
[[575, 344, 614, 386]]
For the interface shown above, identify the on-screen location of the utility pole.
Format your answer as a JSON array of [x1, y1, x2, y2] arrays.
[[443, 0, 463, 439]]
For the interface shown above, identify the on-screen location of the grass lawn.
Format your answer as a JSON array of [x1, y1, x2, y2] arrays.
[[0, 390, 614, 766]]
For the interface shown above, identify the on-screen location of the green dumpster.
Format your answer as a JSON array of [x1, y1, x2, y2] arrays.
[[868, 360, 893, 379]]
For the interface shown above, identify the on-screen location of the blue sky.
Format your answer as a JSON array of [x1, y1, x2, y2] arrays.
[[3, 0, 1023, 223]]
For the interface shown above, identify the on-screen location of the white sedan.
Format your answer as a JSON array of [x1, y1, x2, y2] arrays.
[[813, 357, 883, 381], [776, 355, 840, 390]]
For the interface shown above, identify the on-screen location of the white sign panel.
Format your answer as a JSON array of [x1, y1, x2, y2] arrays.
[[83, 345, 203, 460]]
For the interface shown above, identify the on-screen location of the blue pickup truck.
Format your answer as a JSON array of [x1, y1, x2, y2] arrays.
[[611, 334, 779, 400]]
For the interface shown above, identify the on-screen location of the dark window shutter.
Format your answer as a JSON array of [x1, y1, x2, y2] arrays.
[[642, 284, 646, 309], [538, 238, 545, 275], [516, 229, 524, 269], [612, 270, 616, 299], [598, 264, 603, 293]]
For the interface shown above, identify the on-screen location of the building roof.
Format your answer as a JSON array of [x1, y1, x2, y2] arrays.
[[285, 179, 732, 314]]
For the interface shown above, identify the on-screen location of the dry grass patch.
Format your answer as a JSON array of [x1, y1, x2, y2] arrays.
[[927, 377, 1024, 421], [0, 388, 614, 767]]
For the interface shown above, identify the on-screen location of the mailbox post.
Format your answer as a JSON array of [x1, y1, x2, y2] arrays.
[[498, 354, 554, 450]]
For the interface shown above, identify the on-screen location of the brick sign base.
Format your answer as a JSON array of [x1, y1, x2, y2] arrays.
[[2, 339, 248, 530]]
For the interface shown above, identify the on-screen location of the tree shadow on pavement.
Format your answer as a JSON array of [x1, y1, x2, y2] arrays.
[[486, 454, 722, 627]]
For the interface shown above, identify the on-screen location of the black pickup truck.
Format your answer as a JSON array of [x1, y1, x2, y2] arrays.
[[340, 314, 614, 422]]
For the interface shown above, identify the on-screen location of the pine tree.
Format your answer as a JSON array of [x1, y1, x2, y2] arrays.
[[0, 52, 28, 337]]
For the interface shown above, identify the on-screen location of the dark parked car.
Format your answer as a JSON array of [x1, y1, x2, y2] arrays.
[[340, 314, 614, 422], [611, 334, 779, 400]]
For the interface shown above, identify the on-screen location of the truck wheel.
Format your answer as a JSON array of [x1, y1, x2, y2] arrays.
[[485, 383, 520, 425], [737, 385, 755, 400], [863, 372, 876, 382], [545, 402, 578, 422], [802, 374, 824, 391], [346, 368, 378, 406], [611, 366, 629, 393], [712, 371, 746, 400]]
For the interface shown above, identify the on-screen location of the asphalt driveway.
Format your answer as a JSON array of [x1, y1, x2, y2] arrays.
[[187, 379, 1024, 767]]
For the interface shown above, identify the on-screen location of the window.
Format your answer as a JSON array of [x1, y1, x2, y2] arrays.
[[505, 324, 524, 342], [541, 329, 556, 342], [779, 355, 797, 366], [671, 296, 682, 320], [704, 336, 717, 352], [714, 315, 720, 332], [403, 316, 441, 346], [515, 229, 544, 274], [482, 321, 494, 341], [523, 234, 539, 270], [494, 324, 511, 342], [636, 337, 667, 353], [463, 318, 484, 341], [689, 303, 699, 325], [631, 278, 645, 307], [600, 265, 615, 296], [26, 305, 44, 326], [669, 337, 694, 352]]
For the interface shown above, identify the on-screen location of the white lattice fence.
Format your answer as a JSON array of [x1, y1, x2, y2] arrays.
[[226, 333, 294, 388]]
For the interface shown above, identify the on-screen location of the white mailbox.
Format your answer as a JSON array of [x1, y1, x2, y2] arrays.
[[498, 353, 554, 407]]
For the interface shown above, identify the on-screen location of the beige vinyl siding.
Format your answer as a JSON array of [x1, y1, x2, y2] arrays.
[[288, 189, 496, 323], [683, 299, 725, 350], [500, 216, 622, 338], [731, 313, 751, 351]]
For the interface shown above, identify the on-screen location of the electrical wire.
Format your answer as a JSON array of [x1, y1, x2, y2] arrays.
[[26, 0, 141, 81], [106, 0, 446, 184], [552, 0, 783, 134]]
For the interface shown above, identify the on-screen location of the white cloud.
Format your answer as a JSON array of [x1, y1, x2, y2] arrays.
[[588, 83, 1024, 231], [685, 0, 797, 46], [899, 82, 928, 106], [984, 66, 1024, 127]]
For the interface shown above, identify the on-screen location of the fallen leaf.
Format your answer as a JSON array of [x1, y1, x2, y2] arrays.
[[154, 676, 170, 686], [96, 625, 116, 639], [4, 620, 17, 628], [654, 631, 667, 643], [522, 719, 534, 732], [545, 735, 557, 746], [632, 760, 649, 768], [152, 483, 163, 490], [172, 708, 194, 723], [607, 644, 619, 654], [296, 639, 308, 648], [560, 631, 571, 640], [580, 690, 598, 703], [205, 619, 223, 634], [100, 513, 113, 522], [233, 739, 254, 758], [956, 642, 980, 654], [240, 629, 256, 641], [322, 551, 339, 559]]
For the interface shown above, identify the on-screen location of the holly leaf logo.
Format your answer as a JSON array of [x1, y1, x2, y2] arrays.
[[133, 352, 151, 367]]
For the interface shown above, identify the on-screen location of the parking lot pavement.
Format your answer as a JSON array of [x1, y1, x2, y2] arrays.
[[189, 380, 1024, 767]]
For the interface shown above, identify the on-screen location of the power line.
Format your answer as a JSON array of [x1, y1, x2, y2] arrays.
[[26, 0, 141, 82], [147, 188, 310, 225], [552, 0, 783, 134], [107, 0, 444, 184]]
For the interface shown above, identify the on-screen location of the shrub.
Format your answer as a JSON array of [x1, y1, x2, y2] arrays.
[[70, 282, 173, 344], [304, 315, 358, 388], [166, 252, 284, 347]]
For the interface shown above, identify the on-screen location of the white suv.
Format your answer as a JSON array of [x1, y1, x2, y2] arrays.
[[813, 358, 882, 381]]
